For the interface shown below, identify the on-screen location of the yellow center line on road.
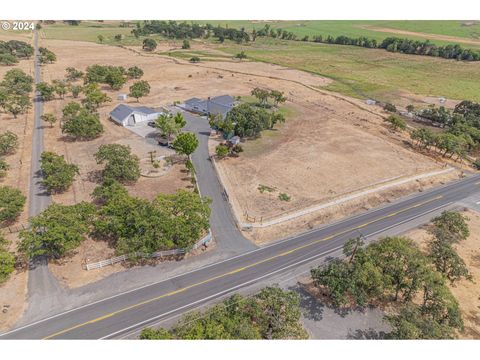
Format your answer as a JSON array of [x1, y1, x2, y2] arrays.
[[42, 194, 443, 339]]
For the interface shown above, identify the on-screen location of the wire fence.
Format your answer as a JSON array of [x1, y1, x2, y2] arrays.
[[85, 231, 213, 271]]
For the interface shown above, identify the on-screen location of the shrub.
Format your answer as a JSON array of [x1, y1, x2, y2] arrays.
[[234, 51, 247, 59], [18, 202, 95, 259], [36, 82, 55, 101], [94, 144, 140, 183], [0, 158, 9, 178], [0, 131, 18, 156], [0, 249, 15, 284], [140, 286, 307, 339], [61, 104, 104, 140], [385, 114, 407, 131], [127, 66, 144, 79], [0, 186, 26, 224], [384, 103, 397, 113], [40, 151, 79, 193]]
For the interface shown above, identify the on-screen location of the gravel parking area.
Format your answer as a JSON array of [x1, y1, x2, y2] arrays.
[[292, 284, 391, 339]]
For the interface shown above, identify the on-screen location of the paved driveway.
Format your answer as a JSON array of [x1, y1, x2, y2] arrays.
[[178, 108, 257, 255], [122, 122, 159, 146]]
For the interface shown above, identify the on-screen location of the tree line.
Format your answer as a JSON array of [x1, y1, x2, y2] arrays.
[[140, 286, 308, 339], [122, 21, 480, 61], [380, 37, 480, 61], [16, 181, 211, 261], [246, 23, 480, 62], [255, 23, 480, 61], [409, 100, 480, 162], [310, 210, 471, 339], [133, 21, 251, 44]]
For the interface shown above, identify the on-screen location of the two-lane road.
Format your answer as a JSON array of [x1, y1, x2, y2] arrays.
[[2, 172, 480, 339]]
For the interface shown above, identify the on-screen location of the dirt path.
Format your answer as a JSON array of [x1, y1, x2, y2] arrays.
[[118, 45, 388, 120], [356, 25, 480, 46]]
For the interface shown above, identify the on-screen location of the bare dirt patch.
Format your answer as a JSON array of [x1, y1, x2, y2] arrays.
[[0, 232, 28, 331], [405, 209, 480, 339], [212, 96, 449, 233], [37, 37, 337, 207], [0, 268, 28, 331], [244, 170, 460, 245], [38, 38, 201, 205], [48, 238, 124, 289]]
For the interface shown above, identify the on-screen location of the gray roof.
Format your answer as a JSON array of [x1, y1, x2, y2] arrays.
[[210, 95, 234, 107], [110, 104, 133, 121], [132, 106, 157, 115], [185, 97, 202, 106], [109, 104, 157, 121], [206, 102, 231, 116], [183, 95, 234, 117]]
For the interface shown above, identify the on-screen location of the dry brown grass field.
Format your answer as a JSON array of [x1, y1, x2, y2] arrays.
[[405, 210, 480, 339], [0, 33, 35, 331]]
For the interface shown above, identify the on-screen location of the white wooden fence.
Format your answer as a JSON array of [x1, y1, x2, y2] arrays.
[[85, 231, 213, 270]]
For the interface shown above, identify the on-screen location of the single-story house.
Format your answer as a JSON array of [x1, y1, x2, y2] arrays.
[[182, 95, 235, 119], [109, 104, 161, 127]]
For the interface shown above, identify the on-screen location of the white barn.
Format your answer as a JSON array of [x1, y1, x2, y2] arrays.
[[109, 104, 161, 127]]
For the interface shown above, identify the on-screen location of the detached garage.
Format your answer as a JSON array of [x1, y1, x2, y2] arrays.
[[109, 104, 161, 127]]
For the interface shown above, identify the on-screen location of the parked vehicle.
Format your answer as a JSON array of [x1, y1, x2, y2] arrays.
[[147, 121, 156, 127], [158, 136, 173, 148]]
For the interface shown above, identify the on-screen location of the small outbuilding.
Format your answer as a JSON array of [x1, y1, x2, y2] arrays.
[[109, 104, 161, 127]]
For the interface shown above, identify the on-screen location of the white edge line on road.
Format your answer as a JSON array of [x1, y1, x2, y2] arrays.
[[107, 201, 454, 340], [0, 192, 457, 337], [100, 245, 343, 339]]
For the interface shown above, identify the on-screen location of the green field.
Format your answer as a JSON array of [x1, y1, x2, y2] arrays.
[[201, 20, 480, 48], [37, 21, 480, 103], [40, 20, 480, 49], [368, 20, 480, 39], [40, 21, 155, 45], [219, 38, 480, 102]]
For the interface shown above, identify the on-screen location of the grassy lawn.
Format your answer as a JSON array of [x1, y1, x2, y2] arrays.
[[220, 38, 480, 102]]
